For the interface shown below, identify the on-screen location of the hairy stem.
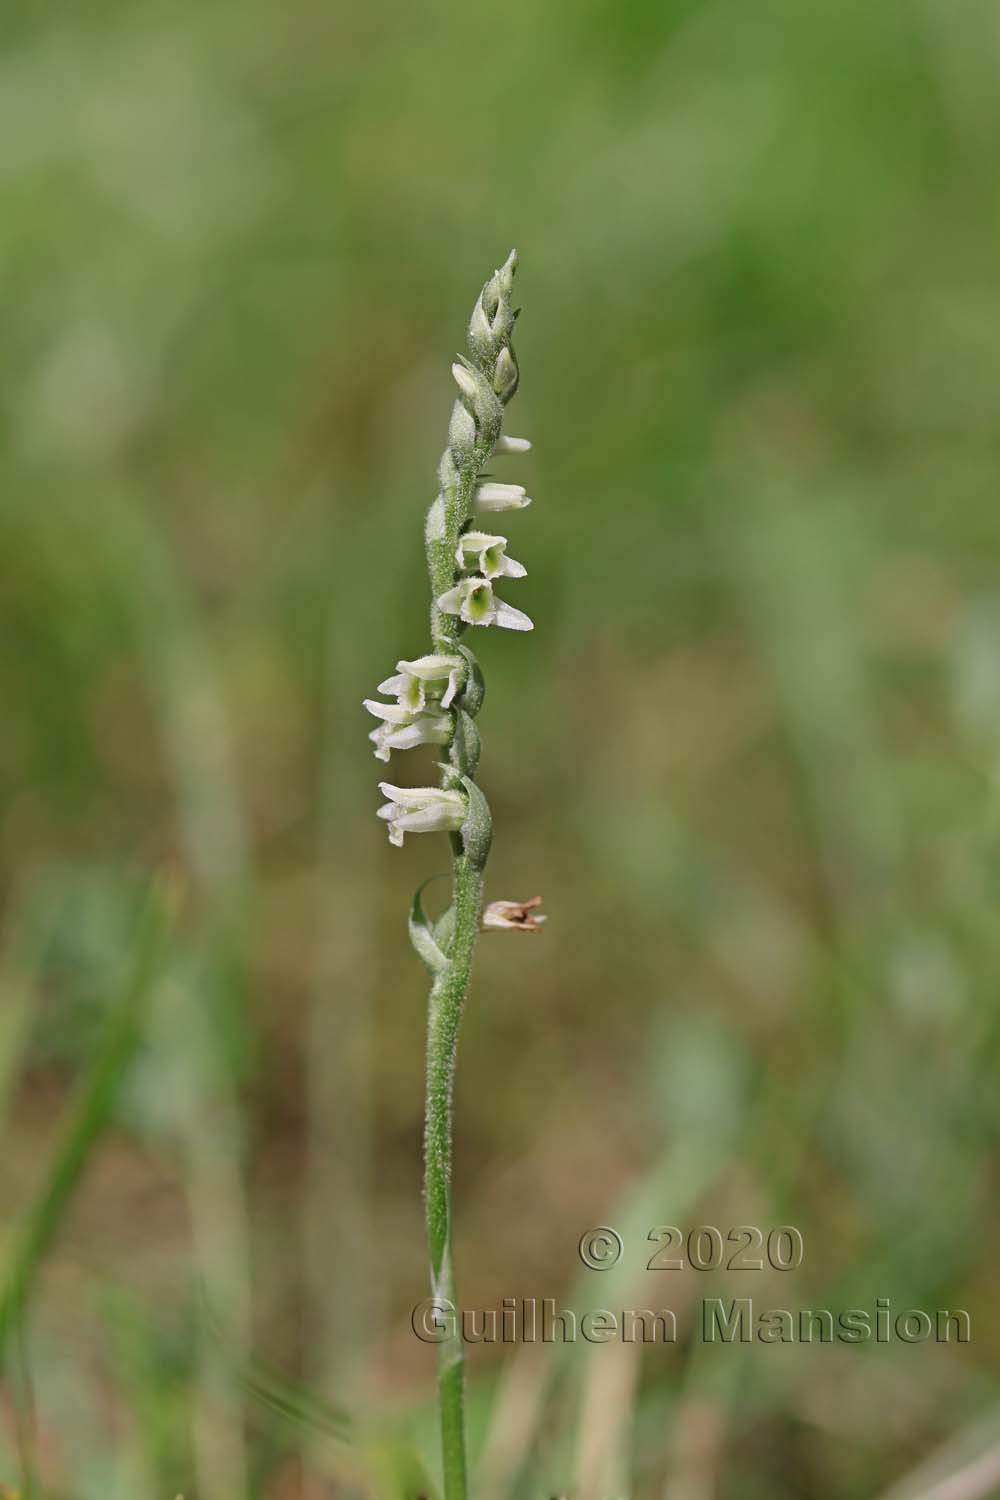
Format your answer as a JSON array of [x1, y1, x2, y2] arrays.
[[416, 251, 519, 1495], [424, 848, 484, 1499]]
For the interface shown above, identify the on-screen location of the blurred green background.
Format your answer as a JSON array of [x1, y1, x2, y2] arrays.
[[3, 0, 1000, 1495]]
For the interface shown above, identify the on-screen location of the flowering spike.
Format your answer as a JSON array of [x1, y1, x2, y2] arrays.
[[364, 254, 542, 1494]]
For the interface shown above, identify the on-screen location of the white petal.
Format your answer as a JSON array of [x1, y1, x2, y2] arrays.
[[377, 783, 465, 814], [492, 435, 531, 455], [441, 666, 463, 709], [475, 491, 532, 514], [377, 781, 412, 805], [363, 698, 417, 724], [436, 584, 467, 617], [475, 482, 528, 511], [383, 717, 451, 752], [498, 555, 527, 579], [377, 673, 408, 696], [493, 598, 534, 632], [368, 727, 392, 762], [397, 653, 464, 681], [393, 805, 461, 834], [458, 530, 505, 552], [455, 530, 505, 568]]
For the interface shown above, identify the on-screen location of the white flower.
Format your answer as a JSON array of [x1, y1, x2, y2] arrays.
[[455, 531, 526, 582], [390, 653, 465, 709], [363, 655, 467, 760], [368, 715, 451, 763], [482, 897, 546, 932], [377, 783, 466, 847], [374, 672, 427, 712], [436, 577, 533, 632], [474, 482, 532, 514], [492, 435, 531, 455]]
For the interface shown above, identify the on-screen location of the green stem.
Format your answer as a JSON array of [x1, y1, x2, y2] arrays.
[[417, 252, 518, 1495], [424, 848, 484, 1500]]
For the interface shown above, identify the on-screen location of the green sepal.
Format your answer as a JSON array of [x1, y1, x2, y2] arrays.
[[460, 777, 493, 870], [450, 708, 481, 779], [409, 877, 449, 973], [455, 645, 485, 717]]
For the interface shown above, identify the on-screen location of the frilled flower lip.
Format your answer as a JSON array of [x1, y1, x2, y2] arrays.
[[455, 531, 527, 582], [436, 578, 533, 632]]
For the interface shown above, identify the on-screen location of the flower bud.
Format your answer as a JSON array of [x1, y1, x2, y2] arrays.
[[493, 346, 518, 403], [425, 493, 447, 543], [474, 482, 532, 513], [451, 359, 503, 439], [448, 399, 477, 458]]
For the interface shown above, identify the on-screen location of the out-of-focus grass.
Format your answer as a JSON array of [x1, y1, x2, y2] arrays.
[[2, 0, 1000, 1494]]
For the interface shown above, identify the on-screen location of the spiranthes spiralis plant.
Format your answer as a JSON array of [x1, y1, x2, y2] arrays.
[[363, 250, 544, 1497]]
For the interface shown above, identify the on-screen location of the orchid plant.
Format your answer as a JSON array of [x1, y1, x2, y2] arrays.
[[363, 251, 543, 1497]]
